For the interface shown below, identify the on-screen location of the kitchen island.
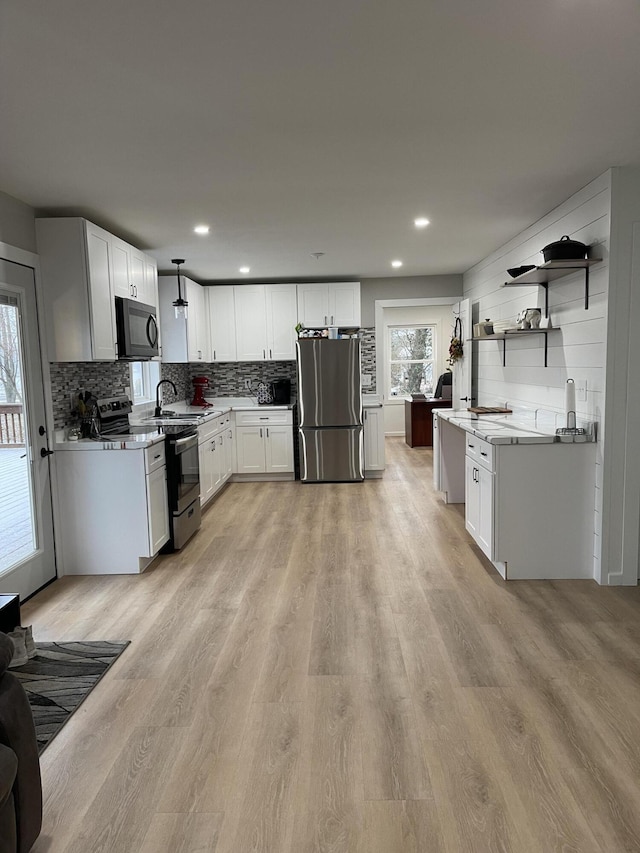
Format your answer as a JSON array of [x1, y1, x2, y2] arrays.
[[433, 409, 596, 580]]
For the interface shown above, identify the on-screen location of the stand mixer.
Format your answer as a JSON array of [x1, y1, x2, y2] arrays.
[[191, 375, 213, 408]]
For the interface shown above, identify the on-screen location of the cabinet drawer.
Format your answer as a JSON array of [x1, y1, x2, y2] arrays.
[[465, 435, 494, 471], [234, 409, 293, 427], [145, 441, 166, 473], [198, 415, 223, 444]]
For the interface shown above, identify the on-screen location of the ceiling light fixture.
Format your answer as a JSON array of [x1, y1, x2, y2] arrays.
[[391, 260, 403, 268], [414, 217, 430, 228], [194, 225, 210, 235], [171, 258, 188, 319], [239, 266, 250, 274]]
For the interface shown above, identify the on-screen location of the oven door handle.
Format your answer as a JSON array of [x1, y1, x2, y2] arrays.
[[172, 435, 198, 453]]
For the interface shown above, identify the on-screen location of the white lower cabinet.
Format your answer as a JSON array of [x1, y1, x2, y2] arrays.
[[363, 407, 385, 477], [198, 414, 233, 507], [234, 410, 294, 477], [55, 442, 169, 575], [147, 464, 170, 555], [465, 454, 494, 560], [443, 423, 597, 580]]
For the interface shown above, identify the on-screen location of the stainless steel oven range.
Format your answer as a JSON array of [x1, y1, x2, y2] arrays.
[[95, 395, 201, 551]]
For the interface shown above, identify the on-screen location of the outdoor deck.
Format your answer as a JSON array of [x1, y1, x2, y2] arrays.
[[0, 446, 34, 574]]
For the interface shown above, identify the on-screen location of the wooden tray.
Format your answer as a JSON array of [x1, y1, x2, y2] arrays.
[[467, 406, 512, 414]]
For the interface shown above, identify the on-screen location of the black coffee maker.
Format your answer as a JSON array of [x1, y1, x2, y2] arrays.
[[270, 378, 291, 404]]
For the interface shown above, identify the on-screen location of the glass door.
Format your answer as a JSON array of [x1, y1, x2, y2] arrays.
[[0, 259, 56, 600]]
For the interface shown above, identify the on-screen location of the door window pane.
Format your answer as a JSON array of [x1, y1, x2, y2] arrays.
[[0, 295, 35, 573]]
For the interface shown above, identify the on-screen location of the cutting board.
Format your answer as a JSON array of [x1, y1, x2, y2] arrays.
[[467, 406, 512, 414]]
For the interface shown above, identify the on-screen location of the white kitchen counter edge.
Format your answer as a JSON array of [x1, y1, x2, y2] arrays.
[[435, 409, 583, 444], [54, 430, 166, 451]]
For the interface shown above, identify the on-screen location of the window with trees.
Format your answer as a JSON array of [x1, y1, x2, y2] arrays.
[[388, 325, 436, 398], [129, 361, 160, 405]]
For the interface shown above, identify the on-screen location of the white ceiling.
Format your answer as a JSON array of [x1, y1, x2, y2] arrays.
[[2, 0, 640, 282]]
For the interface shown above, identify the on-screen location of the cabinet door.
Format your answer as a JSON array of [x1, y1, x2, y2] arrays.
[[265, 284, 297, 360], [297, 284, 328, 327], [477, 466, 494, 560], [265, 425, 293, 473], [110, 237, 131, 299], [186, 279, 209, 361], [235, 285, 268, 360], [363, 408, 385, 471], [143, 256, 158, 309], [209, 286, 237, 361], [236, 426, 266, 473], [146, 465, 169, 555], [199, 440, 214, 505], [85, 223, 117, 360], [129, 248, 145, 302], [465, 456, 480, 540], [328, 282, 361, 327], [224, 427, 234, 478]]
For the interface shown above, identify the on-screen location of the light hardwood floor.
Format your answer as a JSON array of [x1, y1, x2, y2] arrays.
[[25, 437, 640, 852]]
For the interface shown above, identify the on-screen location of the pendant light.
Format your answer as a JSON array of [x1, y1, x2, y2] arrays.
[[171, 258, 188, 319]]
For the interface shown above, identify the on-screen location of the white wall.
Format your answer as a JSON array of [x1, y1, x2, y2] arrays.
[[463, 171, 611, 582]]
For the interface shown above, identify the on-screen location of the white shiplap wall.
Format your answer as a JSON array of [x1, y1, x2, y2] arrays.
[[463, 170, 611, 581]]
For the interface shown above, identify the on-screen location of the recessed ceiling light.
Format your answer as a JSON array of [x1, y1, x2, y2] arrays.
[[239, 266, 250, 274], [391, 260, 403, 268], [194, 225, 210, 235], [414, 217, 430, 228]]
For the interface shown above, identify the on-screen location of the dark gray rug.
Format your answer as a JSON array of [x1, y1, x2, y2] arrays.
[[11, 641, 130, 753]]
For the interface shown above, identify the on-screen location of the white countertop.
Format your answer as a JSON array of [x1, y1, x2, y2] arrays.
[[436, 409, 593, 444]]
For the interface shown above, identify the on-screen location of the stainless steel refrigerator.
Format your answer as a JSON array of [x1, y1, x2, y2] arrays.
[[296, 338, 364, 482]]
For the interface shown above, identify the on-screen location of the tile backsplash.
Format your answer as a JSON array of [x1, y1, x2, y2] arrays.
[[189, 361, 297, 397], [49, 331, 376, 430], [49, 362, 131, 429]]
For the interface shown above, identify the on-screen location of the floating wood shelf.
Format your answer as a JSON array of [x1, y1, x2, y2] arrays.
[[468, 329, 561, 367], [503, 259, 602, 312]]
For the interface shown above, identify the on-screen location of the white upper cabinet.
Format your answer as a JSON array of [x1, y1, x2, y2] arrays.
[[297, 282, 360, 328], [208, 285, 237, 361], [186, 279, 210, 362], [158, 275, 209, 363], [110, 239, 155, 304], [36, 217, 117, 361], [235, 285, 269, 361], [265, 284, 297, 360], [234, 284, 297, 361]]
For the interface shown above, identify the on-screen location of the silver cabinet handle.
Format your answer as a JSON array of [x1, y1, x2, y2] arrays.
[[154, 453, 161, 460], [480, 451, 488, 457], [260, 428, 263, 438], [331, 315, 334, 324], [270, 349, 272, 359], [266, 427, 269, 438], [263, 349, 266, 359], [364, 410, 367, 420], [213, 349, 216, 359], [324, 315, 327, 325], [468, 443, 475, 449]]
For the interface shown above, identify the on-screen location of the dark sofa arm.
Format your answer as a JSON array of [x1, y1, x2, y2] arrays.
[[0, 742, 18, 853]]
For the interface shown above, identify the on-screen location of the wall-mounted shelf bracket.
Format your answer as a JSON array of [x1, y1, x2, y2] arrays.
[[503, 259, 601, 311]]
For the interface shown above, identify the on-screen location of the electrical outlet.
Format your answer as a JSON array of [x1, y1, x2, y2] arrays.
[[361, 373, 372, 387], [576, 380, 587, 402]]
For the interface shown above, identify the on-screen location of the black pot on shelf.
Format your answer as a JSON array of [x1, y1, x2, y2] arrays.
[[541, 235, 588, 263]]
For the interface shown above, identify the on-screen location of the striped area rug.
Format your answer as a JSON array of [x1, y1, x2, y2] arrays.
[[11, 641, 130, 753]]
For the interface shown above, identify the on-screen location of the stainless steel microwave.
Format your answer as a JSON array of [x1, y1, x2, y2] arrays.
[[114, 297, 159, 360]]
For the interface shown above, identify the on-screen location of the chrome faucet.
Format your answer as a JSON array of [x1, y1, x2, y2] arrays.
[[154, 380, 177, 418]]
